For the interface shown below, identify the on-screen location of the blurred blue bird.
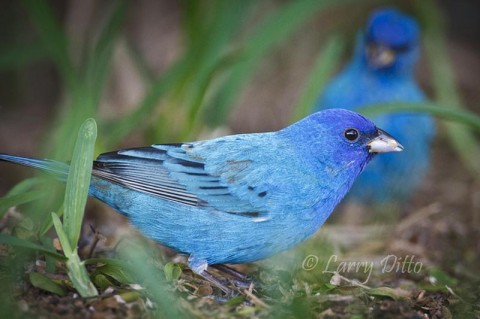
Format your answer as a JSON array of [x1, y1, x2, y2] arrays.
[[315, 9, 434, 204], [0, 109, 402, 292]]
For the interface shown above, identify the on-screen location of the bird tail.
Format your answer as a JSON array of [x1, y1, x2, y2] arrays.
[[0, 153, 70, 182]]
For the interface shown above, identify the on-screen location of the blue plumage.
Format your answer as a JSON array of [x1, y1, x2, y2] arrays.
[[315, 9, 435, 203], [0, 109, 402, 281]]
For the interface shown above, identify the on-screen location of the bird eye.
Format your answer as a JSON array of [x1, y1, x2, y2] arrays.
[[392, 43, 411, 53], [344, 128, 360, 142]]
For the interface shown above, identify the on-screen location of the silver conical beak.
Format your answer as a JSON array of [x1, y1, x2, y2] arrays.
[[367, 129, 404, 153], [366, 43, 396, 69]]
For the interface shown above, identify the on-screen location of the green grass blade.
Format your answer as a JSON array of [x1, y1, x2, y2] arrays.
[[29, 272, 67, 296], [182, 0, 253, 134], [104, 58, 191, 146], [183, 57, 227, 137], [0, 233, 65, 260], [48, 119, 98, 298], [51, 212, 72, 256], [39, 202, 64, 237], [0, 177, 47, 221], [52, 213, 98, 297], [63, 118, 97, 249], [3, 177, 44, 196], [206, 0, 355, 126], [0, 42, 48, 71], [84, 0, 127, 109], [361, 102, 480, 131], [66, 249, 98, 297], [292, 35, 345, 122], [116, 236, 188, 318], [46, 1, 125, 160], [124, 38, 156, 84], [0, 190, 46, 218], [21, 0, 78, 92], [40, 236, 57, 272], [415, 0, 480, 174], [179, 0, 205, 45]]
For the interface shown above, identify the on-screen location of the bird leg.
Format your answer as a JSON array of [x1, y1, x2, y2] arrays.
[[188, 256, 253, 295], [188, 256, 235, 295], [211, 264, 253, 289], [197, 270, 233, 295]]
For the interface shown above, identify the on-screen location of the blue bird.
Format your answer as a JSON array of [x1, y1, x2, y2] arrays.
[[315, 9, 434, 204], [0, 109, 402, 292]]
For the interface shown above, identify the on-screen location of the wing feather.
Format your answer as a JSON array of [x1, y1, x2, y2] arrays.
[[92, 143, 266, 214]]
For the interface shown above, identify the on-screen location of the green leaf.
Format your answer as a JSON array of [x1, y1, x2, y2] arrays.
[[163, 262, 183, 281], [116, 236, 186, 318], [93, 263, 135, 285], [367, 287, 408, 300], [206, 0, 355, 126], [84, 0, 127, 113], [361, 102, 480, 131], [40, 236, 57, 273], [104, 58, 191, 146], [0, 233, 65, 260], [225, 295, 245, 307], [0, 190, 45, 218], [39, 204, 64, 237], [91, 273, 114, 290], [66, 249, 98, 297], [49, 119, 99, 298], [0, 42, 48, 71], [0, 178, 47, 224], [63, 118, 97, 249], [51, 213, 72, 256], [415, 0, 480, 175], [4, 177, 44, 196], [21, 0, 78, 91], [29, 272, 66, 296], [429, 267, 458, 287], [181, 0, 253, 134], [12, 216, 35, 240]]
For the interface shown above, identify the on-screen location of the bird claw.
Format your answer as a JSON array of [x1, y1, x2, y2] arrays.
[[212, 264, 253, 289], [188, 256, 254, 295], [194, 264, 254, 296], [198, 270, 234, 295]]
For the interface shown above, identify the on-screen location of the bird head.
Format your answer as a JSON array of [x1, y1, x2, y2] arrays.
[[283, 109, 403, 179], [360, 8, 420, 74]]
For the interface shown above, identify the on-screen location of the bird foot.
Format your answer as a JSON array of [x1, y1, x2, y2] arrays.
[[211, 264, 253, 289], [188, 256, 254, 296]]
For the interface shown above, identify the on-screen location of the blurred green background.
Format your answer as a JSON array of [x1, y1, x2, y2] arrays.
[[0, 0, 479, 179], [0, 0, 479, 318], [0, 0, 477, 165]]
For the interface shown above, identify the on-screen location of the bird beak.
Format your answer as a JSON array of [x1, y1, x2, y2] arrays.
[[367, 129, 404, 153], [366, 43, 396, 68]]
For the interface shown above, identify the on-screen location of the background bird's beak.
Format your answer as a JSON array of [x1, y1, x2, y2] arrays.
[[367, 129, 403, 153], [366, 43, 396, 68]]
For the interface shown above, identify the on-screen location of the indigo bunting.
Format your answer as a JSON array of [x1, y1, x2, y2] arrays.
[[315, 9, 434, 204], [1, 109, 402, 291]]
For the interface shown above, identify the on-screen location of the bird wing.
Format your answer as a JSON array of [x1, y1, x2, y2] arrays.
[[92, 136, 278, 217]]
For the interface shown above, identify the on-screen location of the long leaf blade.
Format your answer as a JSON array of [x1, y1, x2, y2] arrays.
[[0, 190, 45, 218], [206, 0, 355, 126], [66, 249, 98, 297], [361, 102, 480, 131], [415, 0, 480, 174], [21, 0, 78, 91], [63, 118, 97, 249], [0, 233, 65, 260]]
